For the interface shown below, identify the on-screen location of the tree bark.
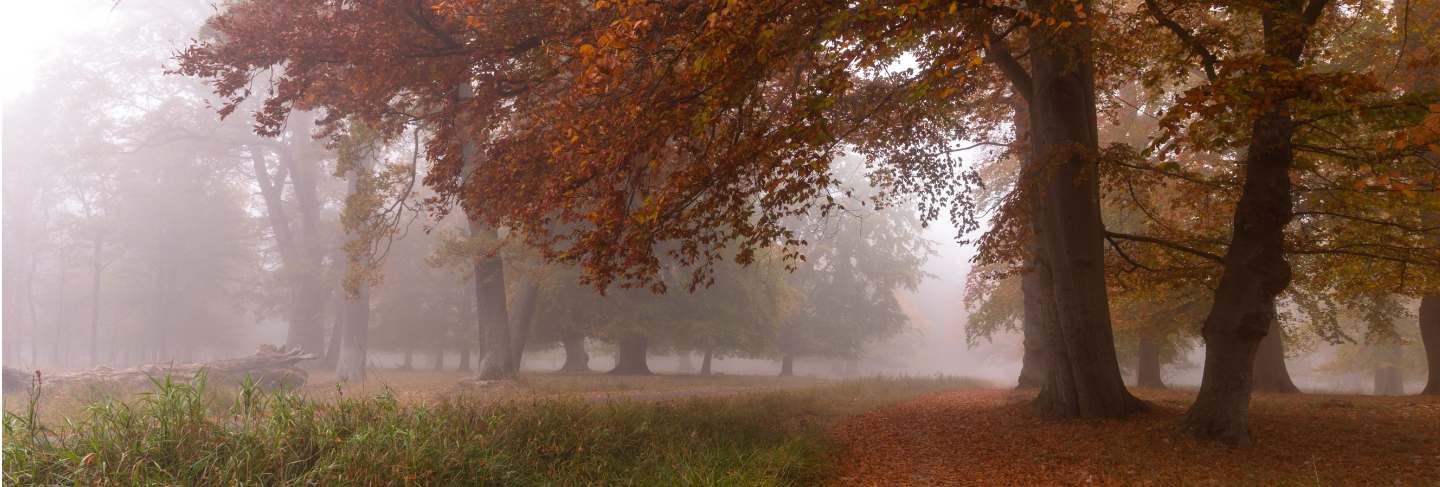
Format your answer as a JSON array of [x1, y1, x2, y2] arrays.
[[609, 334, 652, 375], [780, 354, 795, 377], [1182, 1, 1311, 446], [507, 277, 540, 374], [1018, 251, 1052, 389], [322, 296, 344, 370], [1136, 329, 1166, 389], [1421, 295, 1440, 395], [89, 232, 104, 367], [250, 146, 325, 355], [1373, 343, 1405, 395], [51, 265, 66, 367], [700, 347, 713, 376], [559, 333, 591, 372], [335, 143, 373, 383], [335, 283, 370, 381], [459, 346, 473, 372], [676, 350, 696, 374], [433, 344, 445, 372], [457, 84, 515, 380], [1252, 316, 1300, 393], [282, 112, 330, 355], [1024, 0, 1142, 418]]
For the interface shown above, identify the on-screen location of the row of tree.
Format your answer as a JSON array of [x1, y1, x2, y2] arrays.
[[1, 0, 924, 384], [171, 0, 1440, 446]]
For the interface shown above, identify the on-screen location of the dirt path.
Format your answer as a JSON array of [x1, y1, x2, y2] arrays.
[[829, 388, 1440, 486]]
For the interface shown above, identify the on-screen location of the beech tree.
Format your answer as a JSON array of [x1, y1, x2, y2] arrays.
[[177, 0, 1146, 419]]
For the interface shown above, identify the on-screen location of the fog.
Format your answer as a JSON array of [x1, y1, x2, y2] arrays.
[[0, 0, 1430, 398]]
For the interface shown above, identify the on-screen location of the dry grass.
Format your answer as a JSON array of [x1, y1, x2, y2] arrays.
[[3, 374, 976, 486]]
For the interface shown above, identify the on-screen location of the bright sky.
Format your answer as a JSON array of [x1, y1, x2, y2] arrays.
[[0, 0, 111, 101]]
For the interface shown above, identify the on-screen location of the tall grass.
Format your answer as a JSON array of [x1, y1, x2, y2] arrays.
[[4, 375, 975, 485]]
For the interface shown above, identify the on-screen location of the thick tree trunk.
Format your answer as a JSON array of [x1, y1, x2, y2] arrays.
[[1421, 295, 1440, 395], [283, 112, 330, 356], [52, 268, 65, 368], [507, 277, 540, 374], [700, 347, 713, 376], [780, 354, 795, 377], [609, 334, 651, 375], [1252, 316, 1300, 393], [1018, 252, 1052, 389], [335, 285, 369, 382], [472, 244, 512, 378], [89, 233, 104, 367], [676, 350, 696, 374], [1023, 0, 1142, 418], [322, 298, 344, 370], [559, 333, 590, 372], [433, 344, 446, 372], [1182, 2, 1310, 446], [459, 346, 472, 372], [1373, 343, 1405, 395], [1013, 95, 1048, 390], [1136, 329, 1166, 389], [335, 145, 372, 383]]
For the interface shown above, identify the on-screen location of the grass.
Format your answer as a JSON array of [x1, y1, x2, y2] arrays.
[[3, 374, 978, 485]]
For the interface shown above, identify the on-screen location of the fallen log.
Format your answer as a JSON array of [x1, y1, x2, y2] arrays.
[[33, 345, 318, 392]]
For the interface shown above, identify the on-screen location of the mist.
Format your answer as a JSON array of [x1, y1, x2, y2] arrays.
[[2, 0, 1433, 400]]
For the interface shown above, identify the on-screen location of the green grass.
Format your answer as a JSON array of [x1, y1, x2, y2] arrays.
[[3, 375, 977, 486]]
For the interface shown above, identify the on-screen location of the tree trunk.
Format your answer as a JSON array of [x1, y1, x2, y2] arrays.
[[401, 347, 413, 371], [677, 350, 696, 374], [699, 347, 713, 376], [1252, 316, 1300, 393], [1024, 0, 1142, 418], [335, 144, 373, 383], [472, 234, 512, 378], [1182, 2, 1310, 446], [52, 267, 65, 368], [559, 333, 590, 372], [1136, 329, 1166, 389], [282, 112, 330, 355], [454, 82, 515, 380], [1374, 343, 1405, 395], [89, 233, 104, 367], [1421, 295, 1440, 395], [433, 344, 446, 372], [507, 277, 540, 374], [779, 354, 795, 377], [609, 334, 651, 375], [322, 297, 344, 370], [459, 346, 473, 372], [335, 285, 369, 382], [1018, 250, 1052, 389]]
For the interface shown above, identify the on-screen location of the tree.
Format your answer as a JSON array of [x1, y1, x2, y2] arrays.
[[779, 159, 931, 376], [177, 0, 1150, 418], [1128, 0, 1440, 443]]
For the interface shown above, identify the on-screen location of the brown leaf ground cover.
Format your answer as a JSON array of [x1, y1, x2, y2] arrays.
[[829, 388, 1440, 486]]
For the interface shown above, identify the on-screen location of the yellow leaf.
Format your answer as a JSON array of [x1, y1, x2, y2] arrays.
[[578, 44, 595, 58]]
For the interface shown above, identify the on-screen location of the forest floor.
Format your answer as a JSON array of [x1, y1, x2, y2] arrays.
[[6, 373, 1440, 485], [829, 388, 1440, 486], [300, 369, 836, 404]]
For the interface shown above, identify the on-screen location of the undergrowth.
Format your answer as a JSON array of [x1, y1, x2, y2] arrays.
[[3, 374, 975, 486]]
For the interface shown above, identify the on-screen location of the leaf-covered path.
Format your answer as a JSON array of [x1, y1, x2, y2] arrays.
[[829, 388, 1440, 485]]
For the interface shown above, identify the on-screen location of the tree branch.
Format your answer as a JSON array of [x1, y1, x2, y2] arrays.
[[1105, 230, 1225, 263], [1143, 0, 1219, 81]]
